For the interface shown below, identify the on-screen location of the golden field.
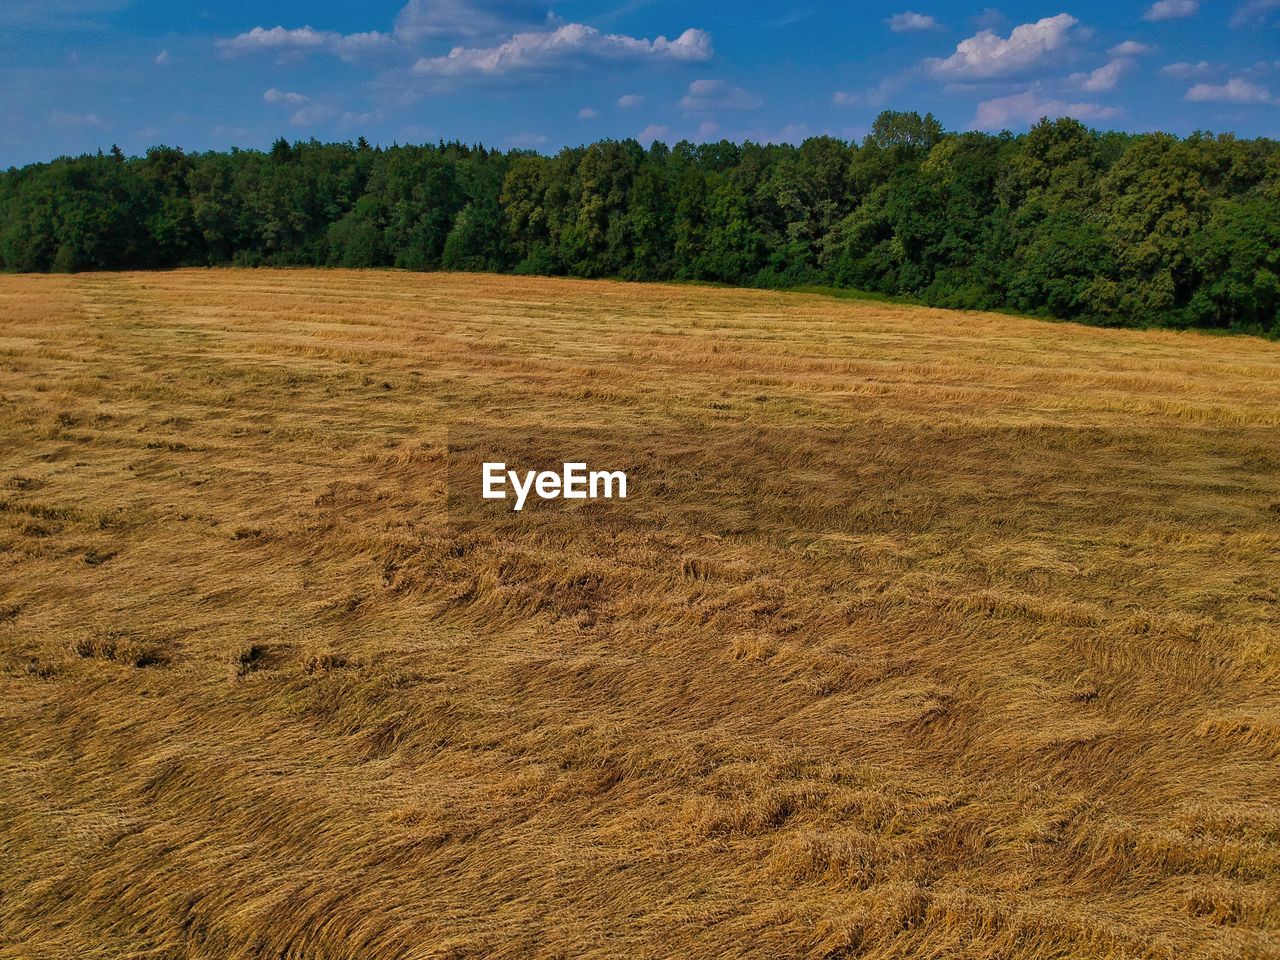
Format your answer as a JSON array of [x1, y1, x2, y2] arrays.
[[1, 269, 1279, 959]]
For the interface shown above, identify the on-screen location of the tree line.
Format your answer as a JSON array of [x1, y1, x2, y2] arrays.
[[2, 111, 1277, 334]]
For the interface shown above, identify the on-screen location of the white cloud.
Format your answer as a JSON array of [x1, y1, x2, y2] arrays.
[[637, 124, 670, 142], [578, 106, 599, 119], [218, 25, 391, 61], [616, 93, 644, 108], [49, 110, 103, 126], [832, 75, 905, 108], [393, 0, 549, 42], [412, 23, 712, 76], [506, 131, 548, 147], [1143, 0, 1198, 21], [1160, 60, 1219, 78], [219, 3, 711, 88], [1185, 77, 1275, 103], [1070, 58, 1133, 92], [697, 120, 720, 139], [289, 103, 336, 126], [264, 88, 309, 105], [1230, 0, 1280, 27], [768, 123, 810, 144], [678, 79, 762, 112], [1109, 40, 1153, 56], [221, 0, 556, 59], [339, 110, 381, 128], [154, 49, 170, 66], [972, 90, 1119, 129], [885, 11, 941, 32], [926, 14, 1079, 79]]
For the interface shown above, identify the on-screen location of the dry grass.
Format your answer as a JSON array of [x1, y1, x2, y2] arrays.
[[1, 269, 1278, 959]]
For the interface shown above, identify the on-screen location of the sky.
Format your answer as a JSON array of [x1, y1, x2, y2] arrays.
[[2, 0, 1279, 166]]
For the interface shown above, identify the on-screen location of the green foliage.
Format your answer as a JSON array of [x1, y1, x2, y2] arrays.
[[1188, 193, 1280, 332], [1, 114, 1277, 334]]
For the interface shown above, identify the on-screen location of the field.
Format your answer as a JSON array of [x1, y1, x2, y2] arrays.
[[1, 269, 1279, 960]]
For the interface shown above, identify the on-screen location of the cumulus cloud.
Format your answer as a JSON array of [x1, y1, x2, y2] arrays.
[[1185, 77, 1275, 103], [637, 124, 670, 142], [767, 123, 811, 144], [616, 93, 644, 108], [973, 90, 1119, 129], [1109, 40, 1153, 56], [1230, 0, 1280, 27], [678, 79, 762, 112], [224, 0, 556, 58], [154, 49, 170, 66], [926, 14, 1078, 79], [506, 131, 548, 147], [832, 75, 906, 108], [1160, 60, 1219, 78], [1143, 0, 1198, 21], [412, 23, 712, 76], [578, 106, 599, 119], [221, 2, 712, 88], [885, 11, 941, 32], [393, 0, 549, 42], [288, 103, 337, 126], [218, 25, 391, 61], [264, 88, 309, 105], [339, 110, 382, 128], [1070, 59, 1133, 92]]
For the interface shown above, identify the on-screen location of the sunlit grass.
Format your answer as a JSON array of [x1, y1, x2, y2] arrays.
[[1, 269, 1278, 959]]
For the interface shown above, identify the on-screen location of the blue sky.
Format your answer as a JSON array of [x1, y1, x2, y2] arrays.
[[3, 1, 1279, 166]]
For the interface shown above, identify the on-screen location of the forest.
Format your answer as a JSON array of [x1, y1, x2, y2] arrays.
[[1, 111, 1277, 334]]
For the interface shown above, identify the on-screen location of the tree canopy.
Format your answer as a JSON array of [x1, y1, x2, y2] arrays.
[[2, 112, 1277, 335]]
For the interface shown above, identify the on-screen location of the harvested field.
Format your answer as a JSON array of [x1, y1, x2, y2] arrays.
[[1, 269, 1279, 959]]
